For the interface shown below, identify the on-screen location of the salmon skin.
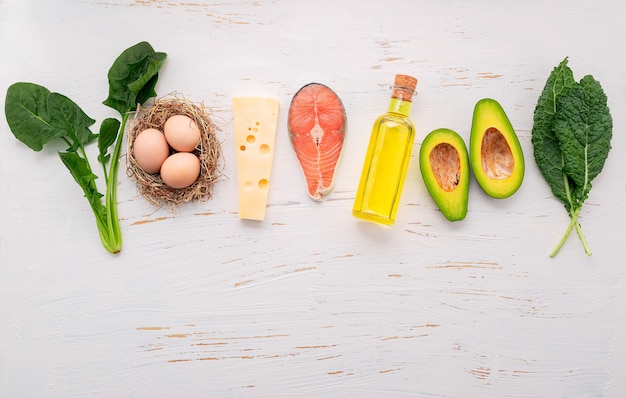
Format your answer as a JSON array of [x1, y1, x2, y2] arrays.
[[288, 83, 346, 201]]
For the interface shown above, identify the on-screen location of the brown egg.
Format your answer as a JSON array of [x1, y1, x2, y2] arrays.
[[164, 114, 201, 152], [133, 128, 170, 174], [160, 152, 201, 189]]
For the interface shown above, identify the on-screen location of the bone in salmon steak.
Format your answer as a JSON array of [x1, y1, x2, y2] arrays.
[[288, 83, 346, 201]]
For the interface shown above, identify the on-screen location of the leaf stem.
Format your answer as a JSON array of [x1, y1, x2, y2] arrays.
[[550, 215, 576, 257], [101, 158, 109, 186], [549, 207, 592, 257], [574, 219, 592, 256], [79, 142, 116, 253], [102, 112, 129, 255]]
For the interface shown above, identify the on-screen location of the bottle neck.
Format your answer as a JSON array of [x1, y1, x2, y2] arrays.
[[387, 97, 412, 116]]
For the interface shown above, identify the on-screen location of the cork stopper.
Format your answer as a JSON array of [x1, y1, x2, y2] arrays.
[[392, 74, 418, 102]]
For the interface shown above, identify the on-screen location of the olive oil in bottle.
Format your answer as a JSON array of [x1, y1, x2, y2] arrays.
[[352, 74, 418, 225]]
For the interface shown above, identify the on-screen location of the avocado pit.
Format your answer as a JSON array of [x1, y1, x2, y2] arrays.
[[481, 127, 513, 180], [430, 143, 460, 192]]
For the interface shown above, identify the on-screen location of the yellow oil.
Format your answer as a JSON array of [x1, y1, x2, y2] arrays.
[[353, 98, 415, 225]]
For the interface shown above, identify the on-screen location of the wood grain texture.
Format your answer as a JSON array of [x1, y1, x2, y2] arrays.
[[1, 0, 625, 397]]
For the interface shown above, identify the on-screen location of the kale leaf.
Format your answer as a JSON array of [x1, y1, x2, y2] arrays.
[[532, 57, 613, 257]]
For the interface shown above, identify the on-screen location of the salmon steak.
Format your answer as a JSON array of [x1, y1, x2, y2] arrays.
[[288, 83, 346, 201]]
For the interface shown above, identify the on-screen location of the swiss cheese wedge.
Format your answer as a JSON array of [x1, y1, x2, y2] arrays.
[[232, 97, 280, 220]]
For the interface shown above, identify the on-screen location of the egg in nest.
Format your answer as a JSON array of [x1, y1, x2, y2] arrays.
[[160, 152, 201, 189], [164, 114, 201, 152], [132, 128, 170, 174]]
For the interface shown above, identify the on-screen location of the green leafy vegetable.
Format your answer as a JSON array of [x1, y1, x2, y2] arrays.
[[103, 41, 166, 115], [532, 57, 613, 257], [4, 41, 167, 254]]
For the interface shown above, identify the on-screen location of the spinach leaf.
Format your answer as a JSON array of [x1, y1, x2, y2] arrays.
[[59, 151, 104, 212], [5, 83, 55, 151], [135, 73, 162, 108], [47, 92, 97, 152], [532, 58, 613, 257], [58, 151, 116, 253], [4, 41, 167, 254], [98, 118, 121, 166], [103, 41, 167, 115], [100, 42, 167, 255], [5, 83, 97, 153]]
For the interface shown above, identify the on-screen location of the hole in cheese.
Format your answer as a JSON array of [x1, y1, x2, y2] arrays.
[[258, 179, 269, 190], [259, 144, 270, 154], [247, 135, 255, 143], [240, 145, 246, 151]]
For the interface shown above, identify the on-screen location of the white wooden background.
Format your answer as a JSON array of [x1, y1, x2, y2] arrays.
[[1, 1, 625, 397]]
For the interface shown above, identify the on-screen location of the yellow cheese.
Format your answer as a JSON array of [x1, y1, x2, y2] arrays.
[[232, 97, 280, 221]]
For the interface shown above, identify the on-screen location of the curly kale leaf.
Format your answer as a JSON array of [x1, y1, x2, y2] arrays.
[[532, 58, 613, 257], [555, 75, 612, 202], [531, 58, 576, 207]]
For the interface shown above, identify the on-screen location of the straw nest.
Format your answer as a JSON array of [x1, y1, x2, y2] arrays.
[[127, 96, 223, 209]]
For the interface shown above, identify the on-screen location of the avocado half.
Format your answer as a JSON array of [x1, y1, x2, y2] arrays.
[[470, 98, 524, 198], [419, 128, 469, 221]]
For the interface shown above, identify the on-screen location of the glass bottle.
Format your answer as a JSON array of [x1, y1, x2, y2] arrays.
[[352, 74, 418, 225]]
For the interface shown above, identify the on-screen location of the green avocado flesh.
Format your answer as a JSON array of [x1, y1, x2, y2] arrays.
[[419, 128, 469, 221], [470, 98, 524, 198]]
